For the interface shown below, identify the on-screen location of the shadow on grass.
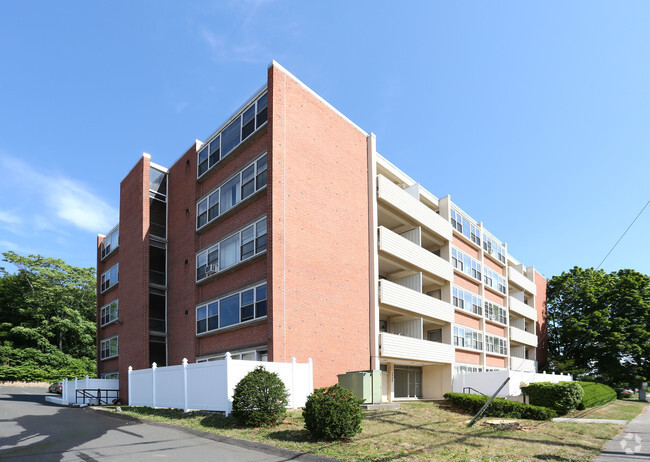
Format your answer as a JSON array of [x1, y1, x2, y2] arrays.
[[266, 429, 313, 443]]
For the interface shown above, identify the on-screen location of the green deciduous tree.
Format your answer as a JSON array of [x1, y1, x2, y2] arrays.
[[0, 252, 97, 380], [547, 267, 650, 388]]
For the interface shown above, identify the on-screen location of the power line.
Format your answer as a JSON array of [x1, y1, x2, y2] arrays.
[[596, 199, 650, 270]]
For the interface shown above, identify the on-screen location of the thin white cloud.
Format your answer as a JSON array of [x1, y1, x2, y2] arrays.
[[0, 155, 118, 235], [198, 0, 274, 64]]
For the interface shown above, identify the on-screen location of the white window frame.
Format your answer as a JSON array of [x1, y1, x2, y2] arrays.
[[451, 247, 482, 283], [196, 217, 267, 282], [453, 326, 483, 351], [101, 226, 119, 260], [196, 282, 267, 335], [485, 334, 508, 355], [452, 286, 482, 316], [100, 336, 119, 360], [100, 264, 119, 293], [196, 153, 267, 230], [100, 300, 119, 326], [197, 90, 268, 178], [484, 300, 507, 324], [101, 371, 119, 379]]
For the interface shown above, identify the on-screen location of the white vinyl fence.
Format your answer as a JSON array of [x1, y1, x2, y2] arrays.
[[452, 370, 573, 398], [128, 353, 314, 415], [60, 376, 120, 405]]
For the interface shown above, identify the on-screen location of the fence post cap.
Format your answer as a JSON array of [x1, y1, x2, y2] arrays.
[[307, 358, 313, 365], [86, 375, 89, 380], [182, 358, 188, 366], [291, 357, 296, 364], [152, 362, 158, 369], [225, 352, 232, 360], [128, 366, 133, 373]]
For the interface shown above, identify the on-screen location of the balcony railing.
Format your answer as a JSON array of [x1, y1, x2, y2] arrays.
[[378, 226, 453, 282], [510, 326, 538, 347], [509, 296, 537, 321], [510, 356, 537, 372], [379, 279, 454, 324], [508, 267, 537, 295], [377, 174, 452, 242], [379, 332, 454, 364]]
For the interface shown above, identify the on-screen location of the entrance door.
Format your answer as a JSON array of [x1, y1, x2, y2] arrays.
[[394, 366, 422, 398]]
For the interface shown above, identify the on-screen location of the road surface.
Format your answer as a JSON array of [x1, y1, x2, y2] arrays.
[[0, 385, 330, 461]]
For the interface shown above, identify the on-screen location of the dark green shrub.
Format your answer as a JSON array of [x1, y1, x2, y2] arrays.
[[303, 384, 364, 440], [576, 382, 616, 409], [621, 392, 633, 399], [231, 366, 289, 427], [443, 393, 556, 420], [526, 382, 584, 415]]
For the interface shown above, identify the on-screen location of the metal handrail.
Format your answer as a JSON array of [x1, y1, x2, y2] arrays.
[[75, 388, 120, 405], [462, 387, 486, 396]]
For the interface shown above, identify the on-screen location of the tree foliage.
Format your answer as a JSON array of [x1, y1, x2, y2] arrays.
[[0, 252, 97, 380], [547, 267, 650, 388]]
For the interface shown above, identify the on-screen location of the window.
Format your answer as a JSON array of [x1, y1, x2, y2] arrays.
[[149, 167, 167, 239], [450, 208, 480, 246], [451, 247, 482, 282], [196, 217, 267, 281], [484, 267, 507, 294], [196, 154, 268, 229], [452, 286, 482, 315], [100, 300, 119, 326], [101, 372, 119, 379], [454, 365, 482, 375], [483, 233, 506, 264], [197, 349, 266, 362], [101, 226, 119, 259], [427, 329, 442, 343], [485, 335, 508, 355], [485, 301, 507, 324], [453, 326, 482, 351], [197, 91, 268, 178], [196, 283, 268, 334], [101, 264, 119, 293], [100, 336, 118, 360]]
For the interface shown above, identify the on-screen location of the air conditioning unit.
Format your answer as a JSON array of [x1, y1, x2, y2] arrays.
[[205, 264, 217, 275]]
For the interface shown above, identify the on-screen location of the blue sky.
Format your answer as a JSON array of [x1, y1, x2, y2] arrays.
[[0, 1, 648, 279]]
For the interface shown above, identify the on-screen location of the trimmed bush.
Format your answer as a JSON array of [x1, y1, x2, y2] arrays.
[[303, 384, 364, 440], [231, 366, 289, 427], [526, 382, 584, 415], [576, 382, 617, 409], [443, 393, 556, 420]]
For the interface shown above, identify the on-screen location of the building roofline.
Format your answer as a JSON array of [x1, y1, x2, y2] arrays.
[[269, 60, 368, 137]]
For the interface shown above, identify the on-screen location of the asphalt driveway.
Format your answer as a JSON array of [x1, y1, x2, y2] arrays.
[[0, 385, 332, 461]]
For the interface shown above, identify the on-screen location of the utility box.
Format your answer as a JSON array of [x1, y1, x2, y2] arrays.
[[337, 370, 382, 404]]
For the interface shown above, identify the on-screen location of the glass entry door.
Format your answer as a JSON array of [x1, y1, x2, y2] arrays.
[[394, 366, 422, 398]]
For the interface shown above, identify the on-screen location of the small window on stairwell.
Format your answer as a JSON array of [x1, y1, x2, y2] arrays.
[[379, 320, 388, 332]]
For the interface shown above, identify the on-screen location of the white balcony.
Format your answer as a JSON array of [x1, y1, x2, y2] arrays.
[[378, 226, 453, 283], [508, 267, 537, 295], [510, 356, 537, 372], [377, 175, 452, 242], [510, 327, 538, 347], [379, 332, 454, 364], [379, 280, 454, 324], [509, 296, 538, 322]]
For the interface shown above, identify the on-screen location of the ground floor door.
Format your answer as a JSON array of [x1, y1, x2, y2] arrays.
[[394, 366, 422, 398]]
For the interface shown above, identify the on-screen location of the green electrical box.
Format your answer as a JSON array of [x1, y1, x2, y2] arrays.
[[337, 370, 382, 404]]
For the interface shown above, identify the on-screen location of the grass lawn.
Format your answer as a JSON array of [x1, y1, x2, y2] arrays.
[[108, 399, 648, 462], [570, 398, 648, 421]]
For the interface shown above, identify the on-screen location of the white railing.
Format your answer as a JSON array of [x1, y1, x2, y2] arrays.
[[378, 226, 453, 282], [508, 267, 537, 295], [509, 296, 537, 321], [510, 327, 538, 347], [59, 376, 120, 405], [379, 279, 454, 324], [510, 356, 537, 372], [128, 354, 313, 415], [377, 174, 452, 242], [452, 369, 572, 397], [379, 332, 454, 364]]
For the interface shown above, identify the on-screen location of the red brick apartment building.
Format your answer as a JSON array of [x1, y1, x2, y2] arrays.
[[97, 62, 546, 403]]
